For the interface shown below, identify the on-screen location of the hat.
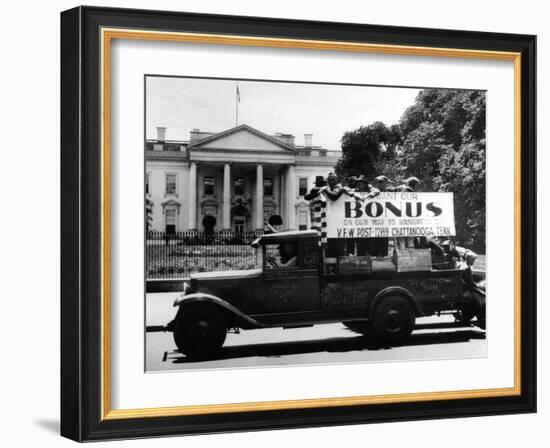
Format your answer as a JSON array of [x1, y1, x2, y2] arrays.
[[327, 172, 338, 179], [356, 174, 367, 182], [375, 175, 388, 182], [314, 175, 326, 187], [396, 184, 413, 192], [405, 176, 420, 186]]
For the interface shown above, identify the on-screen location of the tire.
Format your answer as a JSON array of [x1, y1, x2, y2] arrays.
[[470, 289, 486, 330], [461, 289, 485, 328], [371, 295, 415, 343], [475, 306, 486, 330], [173, 305, 227, 358]]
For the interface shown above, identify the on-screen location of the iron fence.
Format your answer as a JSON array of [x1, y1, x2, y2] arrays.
[[145, 231, 487, 280], [146, 231, 262, 279]]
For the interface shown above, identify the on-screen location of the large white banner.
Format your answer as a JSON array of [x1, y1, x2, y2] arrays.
[[325, 191, 456, 238]]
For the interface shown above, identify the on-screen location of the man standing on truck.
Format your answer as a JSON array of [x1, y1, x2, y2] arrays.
[[456, 247, 486, 328], [324, 173, 346, 257], [267, 242, 298, 269], [373, 175, 396, 192], [350, 175, 380, 255], [322, 172, 366, 257], [355, 174, 380, 197], [324, 172, 345, 200], [406, 176, 420, 191], [395, 176, 420, 193], [394, 176, 421, 249], [347, 175, 358, 190], [371, 174, 394, 256]]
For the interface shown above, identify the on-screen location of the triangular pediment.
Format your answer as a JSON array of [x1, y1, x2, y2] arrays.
[[189, 124, 295, 153]]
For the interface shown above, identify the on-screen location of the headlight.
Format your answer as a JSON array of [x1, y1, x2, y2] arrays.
[[182, 280, 190, 295]]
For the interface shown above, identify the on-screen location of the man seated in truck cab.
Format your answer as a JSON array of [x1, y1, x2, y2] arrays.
[[267, 242, 298, 269]]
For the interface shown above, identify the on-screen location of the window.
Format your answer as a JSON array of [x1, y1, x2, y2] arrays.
[[165, 208, 177, 234], [145, 172, 150, 195], [204, 176, 215, 195], [203, 205, 217, 216], [234, 177, 245, 196], [164, 144, 180, 152], [265, 243, 298, 270], [165, 174, 177, 196], [233, 216, 245, 234], [263, 178, 274, 196], [298, 210, 308, 230], [299, 177, 308, 196]]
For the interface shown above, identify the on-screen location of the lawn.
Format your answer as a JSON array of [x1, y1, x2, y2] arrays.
[[146, 243, 258, 279]]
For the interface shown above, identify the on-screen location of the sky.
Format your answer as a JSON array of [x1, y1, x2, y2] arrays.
[[146, 76, 421, 151]]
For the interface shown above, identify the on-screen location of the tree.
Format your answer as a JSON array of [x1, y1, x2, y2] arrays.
[[399, 89, 486, 251], [399, 122, 452, 191], [336, 89, 486, 251], [335, 121, 402, 180], [436, 140, 486, 250]]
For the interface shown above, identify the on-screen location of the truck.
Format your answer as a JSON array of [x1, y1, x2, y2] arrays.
[[164, 224, 486, 358]]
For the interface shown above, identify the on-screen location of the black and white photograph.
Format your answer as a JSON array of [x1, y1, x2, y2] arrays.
[[144, 76, 487, 372]]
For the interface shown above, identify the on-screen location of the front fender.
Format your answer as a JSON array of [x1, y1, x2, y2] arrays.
[[173, 293, 263, 329], [370, 286, 423, 317]]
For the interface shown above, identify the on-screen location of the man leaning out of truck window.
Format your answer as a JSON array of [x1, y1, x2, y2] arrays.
[[268, 242, 298, 269]]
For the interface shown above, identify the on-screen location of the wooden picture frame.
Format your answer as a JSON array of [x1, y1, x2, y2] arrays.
[[61, 6, 536, 441]]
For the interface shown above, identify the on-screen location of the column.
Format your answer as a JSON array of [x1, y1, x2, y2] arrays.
[[279, 169, 285, 223], [286, 165, 296, 230], [222, 163, 231, 231], [256, 164, 264, 231], [188, 161, 197, 230], [273, 175, 280, 215]]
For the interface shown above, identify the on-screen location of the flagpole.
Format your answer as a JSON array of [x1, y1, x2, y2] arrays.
[[235, 83, 239, 126]]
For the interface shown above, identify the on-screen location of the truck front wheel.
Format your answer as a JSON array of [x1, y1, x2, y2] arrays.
[[371, 295, 415, 343], [174, 305, 227, 358]]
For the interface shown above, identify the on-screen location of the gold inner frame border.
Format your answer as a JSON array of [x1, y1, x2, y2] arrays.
[[99, 27, 522, 421]]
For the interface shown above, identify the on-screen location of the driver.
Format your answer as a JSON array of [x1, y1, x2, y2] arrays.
[[268, 242, 297, 268]]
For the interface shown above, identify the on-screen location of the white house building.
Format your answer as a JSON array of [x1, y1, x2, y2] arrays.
[[146, 124, 340, 233]]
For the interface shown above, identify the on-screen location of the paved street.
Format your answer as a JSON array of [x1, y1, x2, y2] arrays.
[[146, 292, 486, 372]]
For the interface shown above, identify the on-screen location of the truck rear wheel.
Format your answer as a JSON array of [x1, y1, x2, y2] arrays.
[[174, 305, 227, 358], [475, 306, 486, 330], [371, 295, 415, 343]]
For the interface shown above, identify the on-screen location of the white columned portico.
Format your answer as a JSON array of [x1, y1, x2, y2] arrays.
[[286, 164, 296, 230], [279, 168, 285, 224], [188, 161, 197, 230], [255, 164, 264, 230], [223, 163, 231, 231]]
